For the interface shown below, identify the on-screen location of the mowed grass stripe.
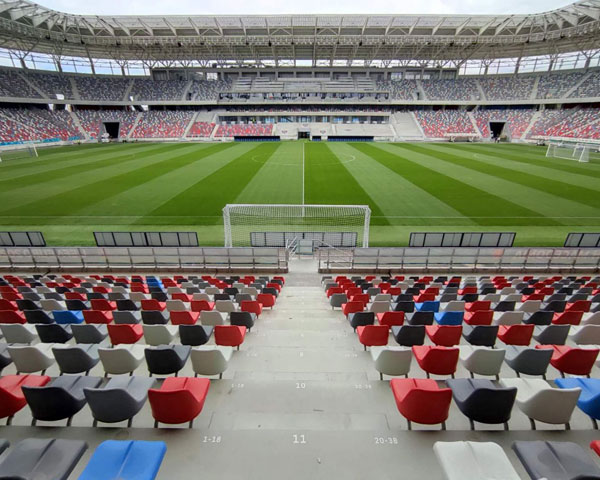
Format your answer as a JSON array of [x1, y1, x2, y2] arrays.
[[0, 143, 171, 193], [304, 143, 389, 225], [81, 143, 259, 218], [449, 142, 600, 179], [355, 143, 559, 226], [406, 143, 600, 209], [326, 142, 474, 225], [145, 143, 280, 224], [0, 142, 146, 175], [234, 141, 303, 205], [0, 143, 234, 217]]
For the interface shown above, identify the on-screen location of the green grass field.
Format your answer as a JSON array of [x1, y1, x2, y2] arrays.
[[1, 141, 600, 247]]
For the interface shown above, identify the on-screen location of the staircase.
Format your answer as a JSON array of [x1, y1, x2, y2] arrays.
[[69, 111, 89, 140], [564, 71, 592, 99], [415, 79, 428, 100], [70, 77, 81, 100], [122, 79, 135, 102], [475, 79, 487, 101], [522, 111, 542, 140], [17, 72, 47, 99], [530, 76, 540, 101], [183, 112, 199, 139], [467, 112, 483, 139], [391, 112, 424, 141], [127, 112, 143, 139]]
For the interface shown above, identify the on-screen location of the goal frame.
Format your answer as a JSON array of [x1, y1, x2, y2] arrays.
[[223, 204, 372, 248], [546, 141, 592, 163], [0, 143, 38, 162]]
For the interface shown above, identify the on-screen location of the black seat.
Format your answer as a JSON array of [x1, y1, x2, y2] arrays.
[[141, 310, 169, 325], [522, 310, 553, 325], [462, 325, 498, 347], [405, 311, 434, 326], [391, 325, 425, 346], [230, 312, 256, 331], [144, 345, 191, 376], [24, 310, 54, 325], [35, 324, 73, 343], [179, 325, 214, 346], [116, 299, 139, 311], [348, 312, 375, 331], [65, 299, 89, 311]]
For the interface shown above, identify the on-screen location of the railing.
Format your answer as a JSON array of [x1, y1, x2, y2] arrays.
[[0, 246, 288, 273], [318, 247, 600, 273]]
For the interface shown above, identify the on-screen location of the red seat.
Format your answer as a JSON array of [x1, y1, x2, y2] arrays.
[[92, 286, 111, 294], [345, 287, 362, 296], [465, 301, 491, 312], [190, 300, 215, 312], [552, 311, 584, 326], [241, 301, 262, 317], [0, 300, 17, 311], [412, 346, 459, 378], [90, 299, 117, 311], [566, 300, 591, 313], [521, 293, 545, 302], [388, 287, 402, 296], [350, 294, 369, 304], [463, 310, 493, 326], [497, 324, 534, 346], [214, 325, 246, 350], [83, 310, 113, 324], [0, 374, 50, 422], [141, 300, 166, 311], [425, 325, 462, 346], [376, 311, 405, 328], [341, 301, 365, 317], [0, 310, 25, 324], [356, 325, 389, 350], [64, 292, 85, 301], [378, 283, 391, 293], [1, 292, 21, 301], [414, 293, 435, 303], [326, 287, 344, 298], [590, 441, 600, 458], [266, 283, 281, 292], [257, 294, 276, 309], [148, 377, 210, 428], [107, 324, 143, 345], [170, 311, 199, 325], [459, 287, 477, 295], [390, 378, 452, 430], [273, 276, 285, 285], [536, 344, 599, 376], [172, 293, 192, 302]]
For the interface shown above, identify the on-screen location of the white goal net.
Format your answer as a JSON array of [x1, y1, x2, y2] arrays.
[[546, 142, 598, 163], [223, 204, 371, 248], [0, 144, 38, 162]]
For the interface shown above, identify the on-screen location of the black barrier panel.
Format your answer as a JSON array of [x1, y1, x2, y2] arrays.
[[94, 231, 198, 247], [0, 231, 46, 247], [409, 232, 515, 248], [250, 231, 357, 248], [565, 233, 600, 248]]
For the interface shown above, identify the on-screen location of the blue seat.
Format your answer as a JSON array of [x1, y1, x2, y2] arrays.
[[79, 440, 167, 480], [53, 310, 84, 325], [555, 378, 600, 428], [434, 311, 463, 326], [415, 301, 440, 313]]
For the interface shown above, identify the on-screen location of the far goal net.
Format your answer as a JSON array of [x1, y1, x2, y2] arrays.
[[546, 142, 599, 163], [0, 144, 38, 163], [223, 204, 371, 248]]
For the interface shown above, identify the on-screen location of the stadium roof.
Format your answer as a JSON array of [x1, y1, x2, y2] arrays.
[[0, 0, 599, 66]]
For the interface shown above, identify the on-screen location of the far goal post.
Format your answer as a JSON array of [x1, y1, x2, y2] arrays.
[[546, 141, 598, 163], [223, 204, 371, 248], [0, 144, 38, 163]]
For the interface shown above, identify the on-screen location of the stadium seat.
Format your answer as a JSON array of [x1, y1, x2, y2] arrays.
[[52, 344, 100, 375], [144, 345, 191, 377], [356, 325, 389, 350], [98, 345, 146, 376], [370, 346, 412, 380], [504, 345, 553, 378], [190, 346, 233, 379], [0, 374, 50, 424], [148, 377, 210, 428], [459, 346, 505, 379], [536, 344, 599, 377], [390, 378, 452, 430], [412, 345, 459, 378], [108, 324, 143, 345], [425, 325, 462, 346], [376, 311, 404, 327], [497, 324, 534, 345], [214, 325, 246, 350]]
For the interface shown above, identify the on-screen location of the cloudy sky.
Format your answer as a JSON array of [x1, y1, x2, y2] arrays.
[[37, 0, 573, 16]]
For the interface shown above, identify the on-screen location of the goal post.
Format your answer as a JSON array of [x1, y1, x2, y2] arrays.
[[223, 204, 371, 248], [0, 144, 38, 163], [546, 141, 595, 163]]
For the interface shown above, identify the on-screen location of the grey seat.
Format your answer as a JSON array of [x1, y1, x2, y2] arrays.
[[533, 325, 570, 345], [84, 376, 156, 427], [35, 323, 73, 343], [229, 311, 256, 331], [71, 324, 108, 344], [0, 324, 37, 344], [179, 325, 214, 346], [23, 376, 102, 426], [330, 293, 348, 310], [512, 441, 600, 480], [504, 345, 553, 378], [52, 344, 100, 375], [144, 345, 191, 376], [141, 310, 169, 325], [0, 438, 87, 480], [113, 311, 142, 324]]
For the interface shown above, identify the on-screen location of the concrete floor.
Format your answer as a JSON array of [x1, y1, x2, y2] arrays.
[[3, 257, 600, 479]]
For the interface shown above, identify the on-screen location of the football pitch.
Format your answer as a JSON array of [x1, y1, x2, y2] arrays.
[[1, 140, 599, 247]]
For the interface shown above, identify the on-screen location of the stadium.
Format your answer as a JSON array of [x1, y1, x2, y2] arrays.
[[2, 0, 600, 477]]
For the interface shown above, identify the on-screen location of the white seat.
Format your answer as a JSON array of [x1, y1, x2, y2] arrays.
[[442, 301, 465, 312], [40, 299, 66, 311], [8, 343, 55, 374], [433, 441, 520, 480], [518, 300, 541, 313], [200, 311, 225, 326], [242, 287, 258, 297], [205, 287, 220, 295], [373, 294, 392, 302], [166, 299, 187, 312], [459, 346, 505, 379], [143, 324, 178, 346], [166, 287, 183, 294], [129, 292, 149, 302], [215, 300, 237, 313], [493, 311, 524, 325], [583, 312, 600, 325], [500, 287, 517, 295], [370, 346, 412, 380], [503, 294, 522, 302], [481, 294, 501, 302], [192, 293, 212, 302], [569, 325, 600, 345], [190, 346, 233, 379], [98, 344, 145, 375], [0, 324, 37, 344], [500, 378, 581, 429]]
